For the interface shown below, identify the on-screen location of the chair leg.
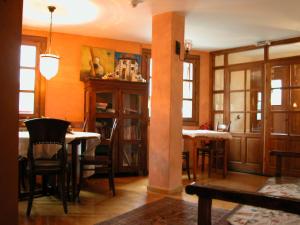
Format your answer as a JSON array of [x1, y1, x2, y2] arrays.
[[60, 172, 68, 214], [208, 151, 212, 178], [186, 152, 191, 180], [66, 167, 71, 200], [108, 168, 115, 196], [201, 152, 205, 172], [26, 174, 36, 216]]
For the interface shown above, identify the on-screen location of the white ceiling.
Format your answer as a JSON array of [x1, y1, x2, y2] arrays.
[[22, 0, 300, 51]]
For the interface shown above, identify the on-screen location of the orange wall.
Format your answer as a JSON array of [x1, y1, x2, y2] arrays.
[[22, 29, 150, 122], [22, 29, 210, 126]]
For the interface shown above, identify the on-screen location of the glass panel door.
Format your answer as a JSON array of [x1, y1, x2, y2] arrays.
[[95, 91, 116, 114]]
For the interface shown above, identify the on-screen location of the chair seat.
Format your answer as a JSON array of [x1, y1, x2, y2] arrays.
[[33, 160, 64, 174], [80, 155, 111, 166]]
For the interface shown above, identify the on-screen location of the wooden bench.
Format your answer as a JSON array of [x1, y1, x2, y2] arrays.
[[185, 150, 300, 225]]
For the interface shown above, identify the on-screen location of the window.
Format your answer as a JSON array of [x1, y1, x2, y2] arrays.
[[141, 49, 199, 125], [19, 36, 46, 119]]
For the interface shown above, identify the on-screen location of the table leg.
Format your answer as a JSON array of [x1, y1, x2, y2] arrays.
[[71, 141, 79, 201], [193, 140, 198, 180]]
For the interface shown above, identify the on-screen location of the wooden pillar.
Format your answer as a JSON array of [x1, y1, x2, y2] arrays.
[[148, 12, 184, 194], [0, 1, 23, 224]]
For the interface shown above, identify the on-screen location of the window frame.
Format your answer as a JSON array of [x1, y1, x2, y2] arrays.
[[19, 35, 46, 120], [141, 49, 200, 126]]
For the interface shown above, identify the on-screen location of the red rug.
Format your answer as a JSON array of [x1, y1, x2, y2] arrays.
[[96, 197, 229, 225]]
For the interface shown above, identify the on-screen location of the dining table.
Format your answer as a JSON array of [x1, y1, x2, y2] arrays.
[[19, 131, 101, 201], [182, 129, 232, 180]]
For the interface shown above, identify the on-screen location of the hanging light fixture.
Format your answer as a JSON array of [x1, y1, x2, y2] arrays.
[[40, 6, 59, 80]]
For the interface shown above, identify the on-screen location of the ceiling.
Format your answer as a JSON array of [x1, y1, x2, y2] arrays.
[[22, 0, 300, 51]]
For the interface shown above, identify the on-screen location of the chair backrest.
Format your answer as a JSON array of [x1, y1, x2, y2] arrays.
[[25, 118, 70, 167], [109, 119, 118, 150], [216, 122, 231, 132]]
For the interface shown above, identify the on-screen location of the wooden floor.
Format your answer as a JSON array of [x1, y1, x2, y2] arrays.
[[18, 172, 268, 225]]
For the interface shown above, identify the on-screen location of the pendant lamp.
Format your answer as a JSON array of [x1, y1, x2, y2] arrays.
[[40, 6, 59, 80]]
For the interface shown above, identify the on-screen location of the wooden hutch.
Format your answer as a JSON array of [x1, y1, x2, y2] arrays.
[[84, 78, 148, 175]]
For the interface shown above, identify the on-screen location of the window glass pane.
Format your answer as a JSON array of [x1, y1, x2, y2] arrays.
[[292, 64, 300, 87], [246, 69, 262, 90], [19, 92, 34, 114], [271, 88, 288, 110], [271, 113, 288, 134], [20, 68, 35, 91], [246, 113, 262, 133], [214, 114, 223, 130], [214, 93, 223, 111], [291, 89, 300, 111], [228, 48, 264, 65], [271, 65, 289, 88], [290, 113, 300, 135], [182, 100, 192, 118], [183, 62, 193, 80], [20, 45, 36, 68], [269, 42, 300, 59], [230, 113, 244, 133], [214, 69, 224, 91], [246, 91, 262, 111], [230, 92, 245, 111], [214, 55, 224, 67], [271, 89, 282, 106], [183, 81, 193, 99], [230, 70, 245, 90]]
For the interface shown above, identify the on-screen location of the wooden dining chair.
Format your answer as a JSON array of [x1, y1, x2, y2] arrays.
[[197, 122, 231, 177], [78, 118, 118, 198], [25, 118, 70, 216]]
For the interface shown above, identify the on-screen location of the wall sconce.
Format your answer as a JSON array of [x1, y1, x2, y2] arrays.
[[39, 5, 60, 80], [175, 40, 192, 61]]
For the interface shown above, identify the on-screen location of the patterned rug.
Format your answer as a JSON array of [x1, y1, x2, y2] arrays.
[[95, 197, 229, 225]]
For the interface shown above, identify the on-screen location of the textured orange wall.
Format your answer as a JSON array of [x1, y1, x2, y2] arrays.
[[21, 29, 210, 126], [22, 29, 150, 122]]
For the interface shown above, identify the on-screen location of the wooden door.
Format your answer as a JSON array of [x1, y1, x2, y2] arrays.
[[265, 60, 300, 176], [227, 65, 264, 173]]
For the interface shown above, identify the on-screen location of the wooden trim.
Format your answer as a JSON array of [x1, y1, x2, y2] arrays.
[[19, 35, 47, 120]]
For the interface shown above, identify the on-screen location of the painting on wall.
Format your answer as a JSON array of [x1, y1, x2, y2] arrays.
[[114, 52, 142, 81], [80, 46, 115, 80], [80, 47, 145, 82]]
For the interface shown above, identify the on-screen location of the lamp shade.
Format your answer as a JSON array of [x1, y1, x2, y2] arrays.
[[39, 53, 60, 80]]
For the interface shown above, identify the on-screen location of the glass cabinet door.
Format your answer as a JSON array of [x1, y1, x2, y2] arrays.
[[122, 93, 143, 115], [96, 91, 116, 114]]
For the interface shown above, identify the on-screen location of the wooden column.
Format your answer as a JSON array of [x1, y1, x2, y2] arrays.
[[0, 1, 23, 224], [148, 12, 184, 194]]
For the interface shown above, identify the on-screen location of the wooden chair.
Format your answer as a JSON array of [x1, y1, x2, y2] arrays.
[[182, 151, 191, 180], [78, 118, 118, 198], [25, 118, 70, 216], [18, 155, 27, 198], [197, 122, 230, 177]]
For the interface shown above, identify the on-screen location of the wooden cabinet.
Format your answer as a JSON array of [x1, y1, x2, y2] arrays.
[[84, 79, 148, 175]]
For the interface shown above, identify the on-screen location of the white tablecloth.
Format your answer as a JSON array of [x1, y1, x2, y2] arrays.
[[182, 129, 232, 139], [18, 131, 101, 158]]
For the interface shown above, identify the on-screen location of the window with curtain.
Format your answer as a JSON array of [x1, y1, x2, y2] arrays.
[[19, 36, 46, 120]]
